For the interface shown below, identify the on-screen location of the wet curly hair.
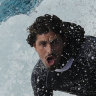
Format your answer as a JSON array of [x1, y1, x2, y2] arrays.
[[26, 14, 85, 54]]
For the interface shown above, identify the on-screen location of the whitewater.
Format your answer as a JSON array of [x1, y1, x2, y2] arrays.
[[0, 0, 96, 96]]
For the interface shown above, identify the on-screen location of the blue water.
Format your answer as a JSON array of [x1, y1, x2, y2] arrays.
[[0, 0, 43, 22]]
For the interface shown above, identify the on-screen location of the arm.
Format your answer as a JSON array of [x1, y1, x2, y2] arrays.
[[31, 66, 53, 96]]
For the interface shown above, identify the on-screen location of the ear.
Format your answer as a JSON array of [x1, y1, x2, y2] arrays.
[[33, 43, 37, 50]]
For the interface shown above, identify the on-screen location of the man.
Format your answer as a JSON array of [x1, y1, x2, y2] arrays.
[[26, 14, 96, 96]]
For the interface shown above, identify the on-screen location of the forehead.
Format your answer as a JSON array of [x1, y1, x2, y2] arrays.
[[36, 32, 61, 41]]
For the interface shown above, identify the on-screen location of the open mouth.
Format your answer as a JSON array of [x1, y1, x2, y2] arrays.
[[47, 56, 55, 66]]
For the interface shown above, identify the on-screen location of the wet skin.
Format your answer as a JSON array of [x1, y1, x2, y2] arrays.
[[34, 32, 65, 70]]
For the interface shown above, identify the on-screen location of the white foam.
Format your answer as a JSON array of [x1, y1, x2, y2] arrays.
[[0, 0, 96, 96]]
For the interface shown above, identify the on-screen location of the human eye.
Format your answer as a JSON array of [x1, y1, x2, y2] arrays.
[[51, 39, 60, 45], [39, 41, 47, 47]]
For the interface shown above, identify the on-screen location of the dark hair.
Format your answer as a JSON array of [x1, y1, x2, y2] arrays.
[[26, 14, 85, 52]]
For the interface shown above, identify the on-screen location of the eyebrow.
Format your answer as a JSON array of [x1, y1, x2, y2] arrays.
[[39, 41, 47, 45], [50, 38, 61, 43], [50, 38, 58, 42], [39, 38, 61, 45]]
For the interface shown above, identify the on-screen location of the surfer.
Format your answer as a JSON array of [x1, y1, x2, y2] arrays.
[[27, 14, 96, 96]]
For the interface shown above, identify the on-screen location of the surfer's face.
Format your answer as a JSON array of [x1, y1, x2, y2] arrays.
[[34, 31, 65, 70]]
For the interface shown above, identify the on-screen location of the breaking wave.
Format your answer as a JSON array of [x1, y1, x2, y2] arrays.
[[0, 0, 43, 22]]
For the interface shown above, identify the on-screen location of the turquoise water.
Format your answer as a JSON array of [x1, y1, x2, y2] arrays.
[[0, 0, 43, 22]]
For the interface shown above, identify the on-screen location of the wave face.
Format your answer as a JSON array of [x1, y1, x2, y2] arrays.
[[0, 0, 43, 22]]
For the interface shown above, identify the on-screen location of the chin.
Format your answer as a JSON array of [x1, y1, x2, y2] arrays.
[[48, 64, 57, 71]]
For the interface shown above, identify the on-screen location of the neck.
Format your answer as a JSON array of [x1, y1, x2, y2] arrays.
[[56, 53, 72, 69], [55, 58, 74, 72]]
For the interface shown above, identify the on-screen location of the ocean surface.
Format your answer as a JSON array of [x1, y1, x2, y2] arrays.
[[0, 0, 43, 22], [0, 0, 96, 96]]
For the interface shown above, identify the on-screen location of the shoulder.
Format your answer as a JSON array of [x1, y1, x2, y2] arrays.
[[31, 60, 53, 96], [76, 35, 96, 64], [81, 36, 96, 52], [85, 35, 96, 44], [32, 59, 47, 76], [31, 59, 48, 85]]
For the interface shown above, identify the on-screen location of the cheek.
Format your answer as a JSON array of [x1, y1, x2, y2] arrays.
[[37, 48, 46, 58], [54, 45, 63, 52]]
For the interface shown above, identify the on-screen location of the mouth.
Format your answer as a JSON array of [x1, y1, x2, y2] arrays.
[[47, 56, 55, 66]]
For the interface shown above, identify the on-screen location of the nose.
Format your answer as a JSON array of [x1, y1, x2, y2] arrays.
[[46, 44, 53, 54]]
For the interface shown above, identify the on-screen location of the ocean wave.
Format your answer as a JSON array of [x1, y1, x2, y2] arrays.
[[0, 0, 43, 22]]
